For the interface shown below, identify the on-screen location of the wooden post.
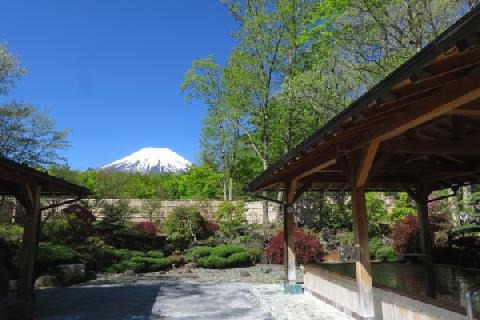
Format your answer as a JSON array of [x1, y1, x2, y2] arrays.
[[352, 185, 375, 319], [17, 184, 41, 301], [414, 186, 436, 298], [284, 205, 296, 283]]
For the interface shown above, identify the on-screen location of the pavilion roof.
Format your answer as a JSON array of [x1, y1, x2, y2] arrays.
[[248, 5, 480, 193], [0, 156, 89, 196]]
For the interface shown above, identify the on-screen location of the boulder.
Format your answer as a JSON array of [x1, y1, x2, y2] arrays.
[[54, 264, 87, 286], [239, 271, 250, 277], [124, 270, 136, 276], [35, 275, 59, 288]]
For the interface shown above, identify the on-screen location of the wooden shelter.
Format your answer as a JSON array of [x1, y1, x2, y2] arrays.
[[248, 6, 480, 319], [0, 156, 88, 301]]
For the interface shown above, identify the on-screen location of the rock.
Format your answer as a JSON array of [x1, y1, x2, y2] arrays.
[[260, 254, 269, 264], [186, 262, 198, 269], [54, 264, 87, 286], [124, 270, 136, 276], [239, 271, 250, 277], [8, 280, 16, 290], [263, 268, 272, 274], [184, 268, 192, 274], [35, 275, 59, 288]]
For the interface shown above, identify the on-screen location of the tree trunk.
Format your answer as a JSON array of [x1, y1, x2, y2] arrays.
[[262, 160, 269, 233], [228, 177, 233, 201], [223, 176, 227, 201]]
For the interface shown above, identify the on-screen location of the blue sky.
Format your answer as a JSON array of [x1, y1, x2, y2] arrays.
[[0, 1, 237, 169]]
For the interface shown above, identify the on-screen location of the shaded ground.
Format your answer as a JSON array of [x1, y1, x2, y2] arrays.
[[33, 280, 272, 320]]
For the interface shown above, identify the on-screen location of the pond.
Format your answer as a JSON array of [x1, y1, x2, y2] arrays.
[[318, 262, 480, 312]]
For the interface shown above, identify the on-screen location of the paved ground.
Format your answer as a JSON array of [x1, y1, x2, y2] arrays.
[[251, 284, 353, 320], [33, 280, 272, 320]]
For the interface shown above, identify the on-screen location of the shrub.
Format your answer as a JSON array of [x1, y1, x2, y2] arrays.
[[62, 203, 96, 234], [340, 231, 354, 246], [368, 238, 383, 258], [164, 206, 208, 248], [375, 246, 396, 262], [265, 229, 324, 265], [168, 255, 185, 266], [43, 214, 87, 244], [100, 200, 134, 227], [214, 202, 247, 237], [391, 215, 419, 253], [210, 245, 244, 258], [207, 220, 219, 235], [0, 224, 23, 242], [188, 246, 213, 260], [197, 255, 229, 269], [37, 243, 83, 271], [227, 252, 250, 267], [135, 221, 157, 236], [246, 248, 263, 264]]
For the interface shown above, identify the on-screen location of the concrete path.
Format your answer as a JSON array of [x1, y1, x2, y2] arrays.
[[33, 280, 272, 320]]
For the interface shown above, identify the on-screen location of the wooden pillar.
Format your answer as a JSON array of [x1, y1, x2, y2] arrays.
[[17, 184, 41, 301], [352, 185, 375, 319], [413, 186, 436, 298], [283, 204, 296, 283]]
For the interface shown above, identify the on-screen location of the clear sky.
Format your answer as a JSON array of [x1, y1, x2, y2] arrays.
[[0, 1, 237, 169]]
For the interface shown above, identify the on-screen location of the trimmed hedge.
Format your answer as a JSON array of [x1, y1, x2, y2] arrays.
[[210, 245, 244, 258], [195, 245, 253, 269], [187, 246, 213, 260]]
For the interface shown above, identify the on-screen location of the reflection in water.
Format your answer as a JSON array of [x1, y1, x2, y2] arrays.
[[319, 263, 480, 312]]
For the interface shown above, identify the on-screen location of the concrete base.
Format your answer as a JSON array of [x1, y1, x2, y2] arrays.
[[284, 282, 303, 295]]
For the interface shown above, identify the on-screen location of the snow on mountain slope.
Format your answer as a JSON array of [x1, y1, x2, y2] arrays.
[[100, 148, 191, 174]]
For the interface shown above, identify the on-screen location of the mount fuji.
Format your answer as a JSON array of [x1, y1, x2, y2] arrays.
[[100, 148, 191, 174]]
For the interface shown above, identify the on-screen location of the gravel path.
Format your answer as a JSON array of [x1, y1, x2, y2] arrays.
[[92, 264, 303, 285]]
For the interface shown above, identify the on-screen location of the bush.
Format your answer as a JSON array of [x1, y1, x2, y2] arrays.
[[227, 252, 250, 267], [164, 206, 208, 248], [207, 220, 219, 235], [93, 223, 164, 251], [197, 255, 229, 269], [188, 246, 213, 260], [0, 224, 23, 242], [375, 246, 396, 262], [90, 248, 165, 272], [214, 202, 247, 237], [37, 243, 83, 272], [210, 245, 244, 258], [368, 238, 383, 258], [265, 229, 324, 265], [168, 255, 185, 266], [43, 214, 88, 244], [135, 221, 157, 236], [100, 200, 134, 227], [62, 203, 96, 234], [246, 248, 263, 263], [391, 215, 419, 253], [340, 231, 354, 246]]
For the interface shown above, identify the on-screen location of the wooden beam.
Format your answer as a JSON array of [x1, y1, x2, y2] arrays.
[[381, 139, 480, 154], [17, 184, 41, 301], [294, 159, 337, 182], [356, 142, 380, 187], [286, 178, 298, 206], [283, 182, 296, 284], [448, 108, 480, 116]]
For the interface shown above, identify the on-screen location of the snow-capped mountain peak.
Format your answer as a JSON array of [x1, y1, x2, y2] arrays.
[[100, 147, 191, 174]]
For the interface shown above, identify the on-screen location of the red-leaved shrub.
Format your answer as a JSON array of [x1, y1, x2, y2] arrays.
[[62, 203, 96, 235], [265, 229, 324, 264], [135, 221, 157, 236], [391, 215, 419, 253], [207, 220, 219, 235]]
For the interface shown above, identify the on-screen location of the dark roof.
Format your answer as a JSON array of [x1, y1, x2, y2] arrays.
[[248, 5, 480, 193], [0, 156, 89, 196]]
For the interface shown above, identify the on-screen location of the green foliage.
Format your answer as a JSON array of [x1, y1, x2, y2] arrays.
[[108, 256, 171, 273], [187, 246, 213, 260], [164, 206, 208, 248], [246, 248, 263, 263], [177, 165, 224, 200], [390, 193, 416, 222], [340, 231, 354, 246], [375, 246, 397, 262], [37, 243, 83, 269], [226, 252, 250, 267], [366, 193, 389, 238], [368, 238, 383, 257], [99, 199, 134, 227], [197, 255, 229, 269], [214, 202, 247, 237], [0, 224, 23, 242], [43, 214, 86, 244], [210, 245, 244, 258]]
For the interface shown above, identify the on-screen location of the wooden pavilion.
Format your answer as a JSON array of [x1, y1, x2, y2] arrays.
[[0, 156, 88, 302], [248, 5, 480, 320]]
